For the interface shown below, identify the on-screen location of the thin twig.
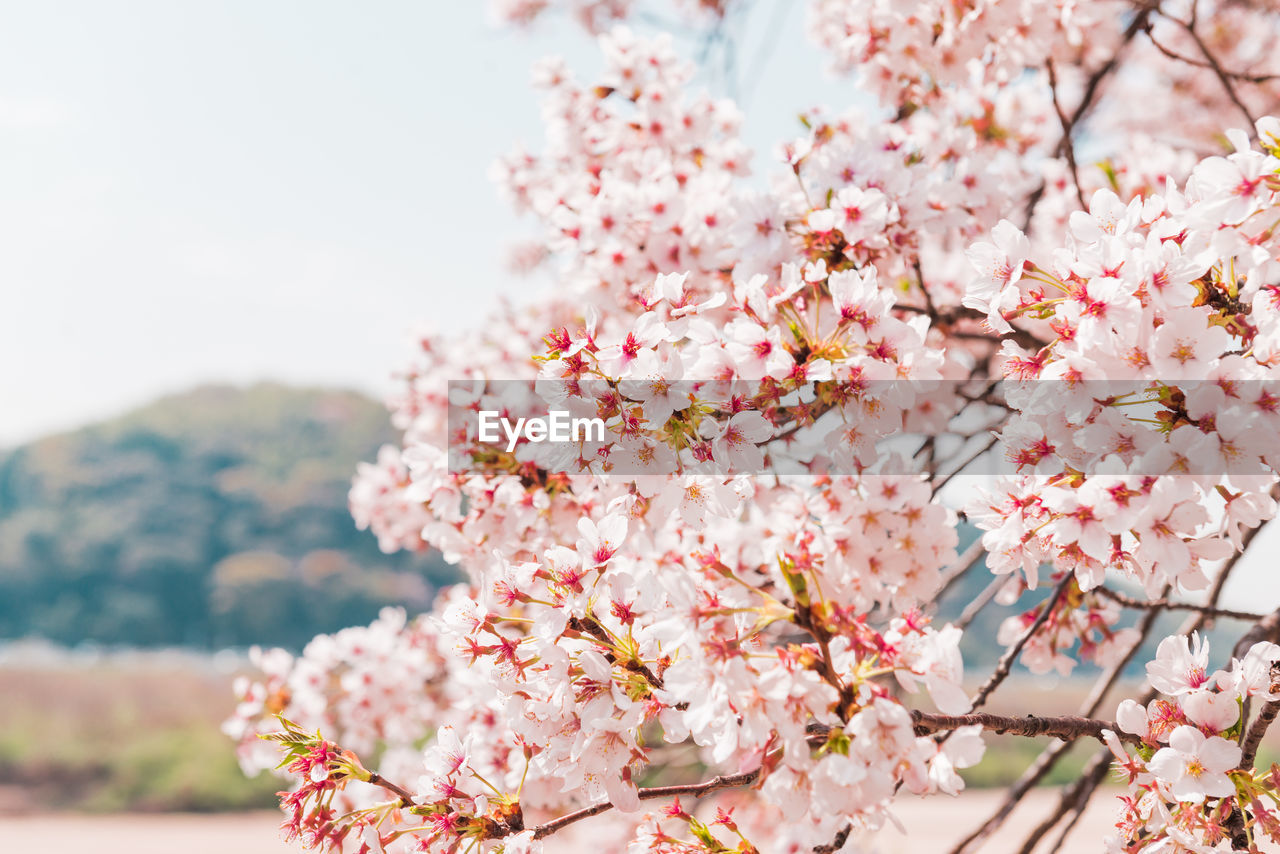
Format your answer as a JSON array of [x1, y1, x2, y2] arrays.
[[1172, 4, 1258, 129], [1022, 0, 1159, 228], [1143, 23, 1280, 83], [932, 434, 1002, 497], [934, 539, 990, 605], [1071, 2, 1161, 129], [1013, 750, 1112, 854], [1044, 794, 1091, 854], [367, 772, 418, 807], [955, 573, 1009, 633], [968, 574, 1074, 713], [1046, 59, 1087, 210], [947, 583, 1173, 854], [529, 769, 761, 840], [1093, 584, 1266, 622]]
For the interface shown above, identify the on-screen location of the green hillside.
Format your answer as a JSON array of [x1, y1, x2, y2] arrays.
[[0, 383, 455, 650]]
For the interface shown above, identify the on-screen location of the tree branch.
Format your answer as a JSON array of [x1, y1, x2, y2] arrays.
[[912, 710, 1141, 746], [1171, 4, 1257, 130], [1240, 663, 1280, 771], [1013, 750, 1113, 854], [1143, 22, 1280, 83], [1093, 584, 1266, 622], [568, 614, 666, 690], [813, 824, 852, 854], [1023, 508, 1274, 854], [367, 772, 418, 807], [947, 582, 1174, 854], [1046, 59, 1087, 211], [954, 573, 1008, 632], [1022, 0, 1159, 229], [933, 539, 990, 605], [529, 769, 761, 840], [528, 705, 1141, 844], [968, 573, 1073, 713]]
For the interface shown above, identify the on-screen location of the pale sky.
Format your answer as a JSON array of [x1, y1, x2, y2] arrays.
[[0, 0, 847, 447]]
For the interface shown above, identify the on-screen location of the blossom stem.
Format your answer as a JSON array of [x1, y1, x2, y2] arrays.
[[528, 770, 761, 840], [968, 573, 1074, 713], [1045, 59, 1087, 211], [367, 772, 417, 807], [1169, 6, 1257, 130], [567, 615, 666, 690], [526, 707, 1139, 843], [1093, 585, 1268, 622]]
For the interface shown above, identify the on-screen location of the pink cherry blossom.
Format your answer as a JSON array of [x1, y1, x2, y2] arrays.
[[1146, 726, 1241, 803]]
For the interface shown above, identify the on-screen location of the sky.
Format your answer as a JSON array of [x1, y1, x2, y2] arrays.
[[0, 0, 848, 447]]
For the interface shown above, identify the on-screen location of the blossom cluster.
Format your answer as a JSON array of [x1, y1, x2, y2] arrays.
[[966, 124, 1280, 605], [227, 2, 1280, 853], [1102, 635, 1280, 850]]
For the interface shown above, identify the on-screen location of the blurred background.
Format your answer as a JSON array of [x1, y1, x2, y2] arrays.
[[3, 2, 1279, 852]]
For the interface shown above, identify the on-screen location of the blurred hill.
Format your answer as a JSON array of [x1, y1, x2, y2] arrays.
[[0, 383, 454, 650]]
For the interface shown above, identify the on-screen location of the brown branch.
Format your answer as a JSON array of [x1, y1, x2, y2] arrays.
[[1093, 584, 1267, 622], [1020, 181, 1046, 232], [954, 573, 1008, 632], [1230, 683, 1280, 849], [529, 769, 760, 840], [1231, 608, 1280, 660], [948, 583, 1173, 854], [933, 539, 989, 605], [1044, 794, 1091, 854], [527, 705, 1134, 845], [1046, 59, 1087, 211], [914, 257, 937, 315], [891, 302, 1049, 351], [793, 601, 855, 721], [366, 772, 418, 807], [912, 710, 1141, 746], [1072, 2, 1160, 130], [1022, 0, 1159, 229], [1014, 750, 1113, 854], [931, 434, 1002, 497], [968, 573, 1074, 713], [1172, 4, 1257, 129], [568, 614, 665, 690], [1143, 23, 1280, 83], [813, 824, 852, 854], [1240, 663, 1280, 771], [1019, 508, 1274, 854]]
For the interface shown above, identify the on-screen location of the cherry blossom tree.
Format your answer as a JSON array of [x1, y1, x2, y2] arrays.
[[224, 1, 1280, 851]]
